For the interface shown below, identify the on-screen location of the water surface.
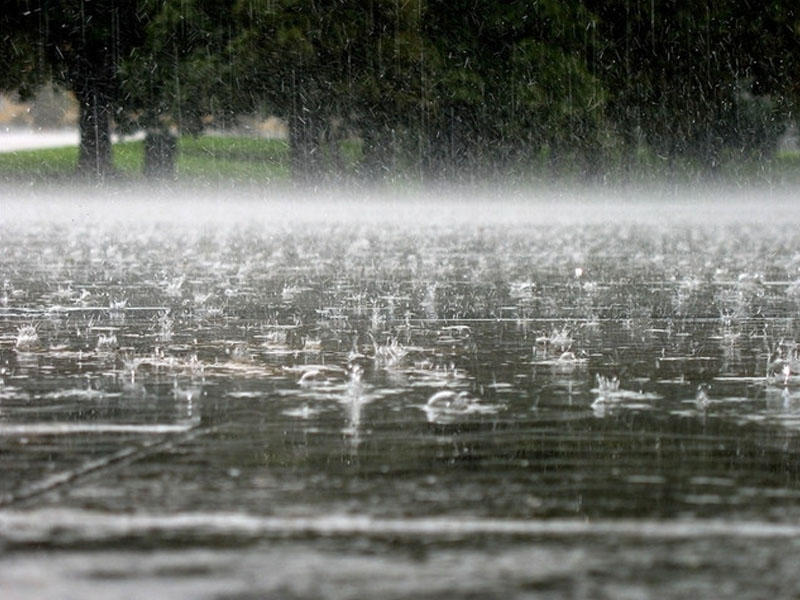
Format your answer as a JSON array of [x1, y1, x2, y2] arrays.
[[2, 189, 800, 598]]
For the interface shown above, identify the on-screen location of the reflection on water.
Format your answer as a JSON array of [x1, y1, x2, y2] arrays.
[[4, 204, 800, 596]]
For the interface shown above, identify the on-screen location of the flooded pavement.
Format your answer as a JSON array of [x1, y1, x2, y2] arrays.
[[3, 190, 800, 598]]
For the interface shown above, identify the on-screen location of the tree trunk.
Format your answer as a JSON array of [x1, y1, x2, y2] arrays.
[[144, 130, 178, 179], [75, 85, 114, 179], [359, 124, 393, 182], [289, 112, 323, 184], [421, 123, 449, 183]]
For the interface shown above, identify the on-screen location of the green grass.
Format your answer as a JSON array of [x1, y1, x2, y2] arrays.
[[0, 145, 80, 179], [178, 136, 289, 181], [1, 133, 798, 186], [180, 135, 289, 163], [113, 140, 145, 175], [0, 135, 291, 183]]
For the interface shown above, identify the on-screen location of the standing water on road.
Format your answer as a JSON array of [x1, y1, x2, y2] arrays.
[[3, 188, 800, 599]]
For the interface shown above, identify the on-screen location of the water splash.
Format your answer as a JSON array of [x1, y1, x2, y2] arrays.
[[422, 389, 500, 423], [14, 325, 40, 351], [591, 374, 660, 412]]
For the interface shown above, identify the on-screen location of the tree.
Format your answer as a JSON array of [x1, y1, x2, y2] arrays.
[[4, 0, 798, 183], [229, 0, 432, 183], [418, 1, 606, 180], [732, 3, 800, 159], [3, 1, 242, 180], [2, 1, 145, 179], [341, 0, 431, 181], [586, 0, 798, 175], [231, 0, 355, 182], [116, 0, 239, 179], [0, 4, 45, 99]]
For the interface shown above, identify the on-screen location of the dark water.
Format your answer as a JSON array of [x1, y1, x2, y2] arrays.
[[3, 194, 800, 598]]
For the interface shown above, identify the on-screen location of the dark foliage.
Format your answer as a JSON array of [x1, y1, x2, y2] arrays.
[[2, 0, 799, 182]]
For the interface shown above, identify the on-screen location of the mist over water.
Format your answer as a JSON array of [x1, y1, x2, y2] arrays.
[[3, 184, 800, 598], [5, 182, 800, 226]]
